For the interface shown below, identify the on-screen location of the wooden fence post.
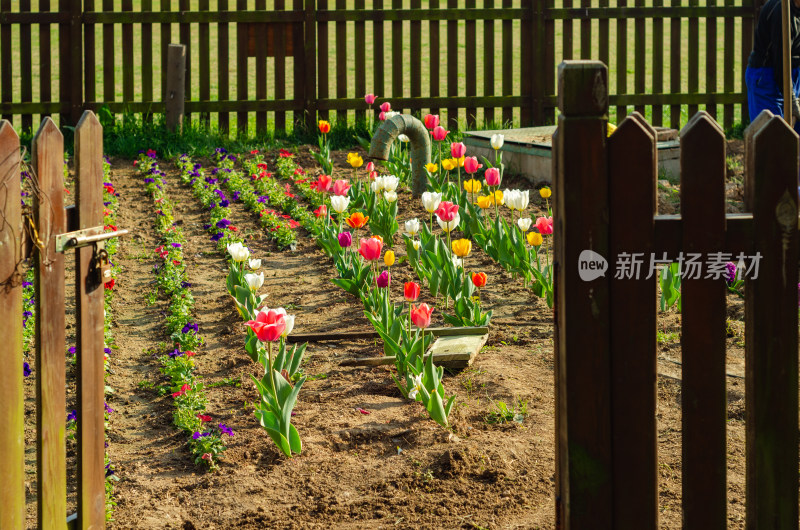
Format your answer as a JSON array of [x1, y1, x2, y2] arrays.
[[165, 44, 186, 133], [679, 110, 728, 528], [607, 112, 658, 528], [745, 112, 799, 528], [33, 117, 67, 528], [75, 110, 106, 529], [0, 119, 24, 528], [553, 60, 612, 528]]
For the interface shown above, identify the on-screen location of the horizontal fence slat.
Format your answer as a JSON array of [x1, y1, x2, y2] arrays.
[[82, 10, 305, 23], [316, 7, 531, 21], [546, 5, 752, 19]]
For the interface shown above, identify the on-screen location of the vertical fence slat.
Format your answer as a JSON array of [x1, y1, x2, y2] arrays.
[[562, 0, 572, 60], [33, 117, 66, 528], [520, 0, 532, 126], [742, 1, 755, 125], [355, 0, 367, 124], [608, 113, 658, 529], [501, 0, 512, 124], [68, 0, 81, 124], [58, 0, 69, 125], [0, 0, 11, 122], [447, 0, 458, 127], [615, 0, 627, 122], [723, 0, 734, 128], [75, 111, 105, 530], [337, 0, 347, 123], [465, 0, 476, 127], [319, 0, 330, 122], [687, 0, 698, 118], [0, 121, 23, 529], [21, 0, 32, 130], [679, 111, 727, 528], [745, 113, 799, 529], [409, 0, 421, 116], [652, 0, 663, 125], [553, 60, 612, 529], [293, 0, 304, 129], [598, 0, 608, 67], [429, 0, 440, 118], [142, 0, 153, 120], [544, 0, 555, 123], [634, 0, 645, 115], [580, 0, 590, 59], [236, 0, 247, 135], [104, 0, 116, 111], [122, 0, 134, 117], [255, 0, 267, 133], [484, 0, 495, 125], [275, 0, 287, 132], [179, 0, 190, 125], [391, 0, 402, 115], [199, 0, 210, 126], [41, 0, 52, 123], [705, 0, 717, 119], [160, 0, 170, 102], [669, 0, 681, 129], [304, 0, 317, 131], [218, 0, 229, 133]]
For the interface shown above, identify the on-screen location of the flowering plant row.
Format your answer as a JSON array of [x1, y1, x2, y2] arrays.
[[138, 151, 231, 470]]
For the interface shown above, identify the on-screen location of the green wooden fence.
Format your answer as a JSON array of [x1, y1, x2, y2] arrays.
[[0, 0, 758, 134]]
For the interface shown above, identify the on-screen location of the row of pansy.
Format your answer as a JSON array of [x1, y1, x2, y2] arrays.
[[137, 150, 232, 470]]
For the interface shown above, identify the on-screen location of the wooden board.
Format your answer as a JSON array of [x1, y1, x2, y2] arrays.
[[339, 332, 489, 370]]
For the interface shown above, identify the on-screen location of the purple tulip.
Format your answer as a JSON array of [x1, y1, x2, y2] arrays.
[[338, 232, 352, 248], [725, 262, 736, 284], [376, 270, 390, 288]]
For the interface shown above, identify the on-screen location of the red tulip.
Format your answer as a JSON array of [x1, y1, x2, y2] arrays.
[[312, 174, 333, 193], [431, 125, 449, 141], [450, 142, 466, 158], [246, 309, 286, 342], [314, 204, 327, 218], [471, 272, 487, 288], [535, 216, 553, 235], [358, 237, 383, 261], [484, 167, 500, 187], [423, 114, 440, 130], [380, 102, 392, 112], [463, 156, 482, 174], [332, 179, 351, 196], [365, 94, 377, 105], [404, 281, 421, 301], [379, 111, 387, 121], [411, 303, 434, 329], [434, 201, 459, 222]]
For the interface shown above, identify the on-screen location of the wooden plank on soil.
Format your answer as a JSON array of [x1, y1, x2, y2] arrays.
[[32, 117, 67, 528], [288, 326, 489, 343], [339, 332, 489, 370]]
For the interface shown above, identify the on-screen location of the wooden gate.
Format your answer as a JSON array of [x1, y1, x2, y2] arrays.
[[553, 60, 799, 529], [0, 111, 118, 529]]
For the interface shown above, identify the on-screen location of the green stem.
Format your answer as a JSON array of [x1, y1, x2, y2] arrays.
[[267, 341, 278, 405]]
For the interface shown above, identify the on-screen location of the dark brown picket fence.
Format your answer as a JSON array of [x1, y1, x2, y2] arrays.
[[0, 0, 758, 134], [0, 111, 112, 528], [553, 60, 798, 528]]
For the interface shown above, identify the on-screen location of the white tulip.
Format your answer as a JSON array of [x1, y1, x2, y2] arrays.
[[371, 176, 385, 193], [412, 239, 421, 251], [504, 189, 520, 210], [408, 373, 423, 400], [227, 242, 250, 262], [421, 191, 442, 213], [404, 218, 420, 237], [249, 258, 262, 270], [330, 195, 350, 214], [382, 175, 400, 192], [517, 189, 530, 211], [517, 217, 533, 232], [384, 190, 398, 203], [244, 272, 264, 291], [490, 134, 504, 150], [451, 256, 463, 268], [398, 134, 410, 143], [436, 212, 460, 233], [282, 314, 295, 337]]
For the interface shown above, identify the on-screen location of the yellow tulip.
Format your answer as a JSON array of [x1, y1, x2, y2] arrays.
[[451, 238, 472, 257], [384, 250, 395, 267], [476, 195, 493, 210], [539, 187, 552, 199], [441, 158, 456, 171], [347, 152, 364, 169], [455, 156, 465, 168], [492, 189, 504, 205], [527, 231, 543, 246], [607, 122, 617, 136], [425, 163, 439, 173], [464, 179, 482, 193]]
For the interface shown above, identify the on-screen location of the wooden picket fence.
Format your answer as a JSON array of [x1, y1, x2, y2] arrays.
[[553, 60, 798, 528], [0, 111, 110, 529], [0, 0, 758, 134]]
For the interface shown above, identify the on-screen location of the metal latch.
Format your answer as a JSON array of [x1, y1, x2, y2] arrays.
[[55, 226, 129, 253]]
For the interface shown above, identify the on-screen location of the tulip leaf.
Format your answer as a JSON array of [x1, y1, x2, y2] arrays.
[[288, 424, 302, 454], [244, 334, 259, 363]]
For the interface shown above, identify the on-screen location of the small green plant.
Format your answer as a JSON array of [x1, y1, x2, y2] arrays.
[[656, 330, 679, 343], [485, 398, 527, 425], [207, 376, 242, 388]]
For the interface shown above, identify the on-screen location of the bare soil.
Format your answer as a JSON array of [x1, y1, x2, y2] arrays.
[[27, 139, 750, 528]]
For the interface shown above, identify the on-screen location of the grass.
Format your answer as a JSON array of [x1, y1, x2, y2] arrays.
[[5, 0, 749, 138]]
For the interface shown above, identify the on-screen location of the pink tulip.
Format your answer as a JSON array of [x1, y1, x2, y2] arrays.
[[450, 142, 466, 158], [365, 94, 377, 105], [411, 303, 434, 329], [380, 102, 392, 112], [332, 179, 351, 196], [379, 111, 387, 121], [434, 201, 459, 222], [535, 216, 554, 235], [366, 161, 375, 172], [358, 237, 383, 261], [463, 156, 482, 174], [423, 114, 439, 130], [431, 125, 449, 142], [484, 167, 500, 187], [246, 309, 286, 342]]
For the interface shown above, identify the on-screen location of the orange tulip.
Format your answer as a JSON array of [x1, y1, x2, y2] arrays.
[[346, 211, 369, 229], [471, 272, 487, 288], [318, 120, 331, 134]]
